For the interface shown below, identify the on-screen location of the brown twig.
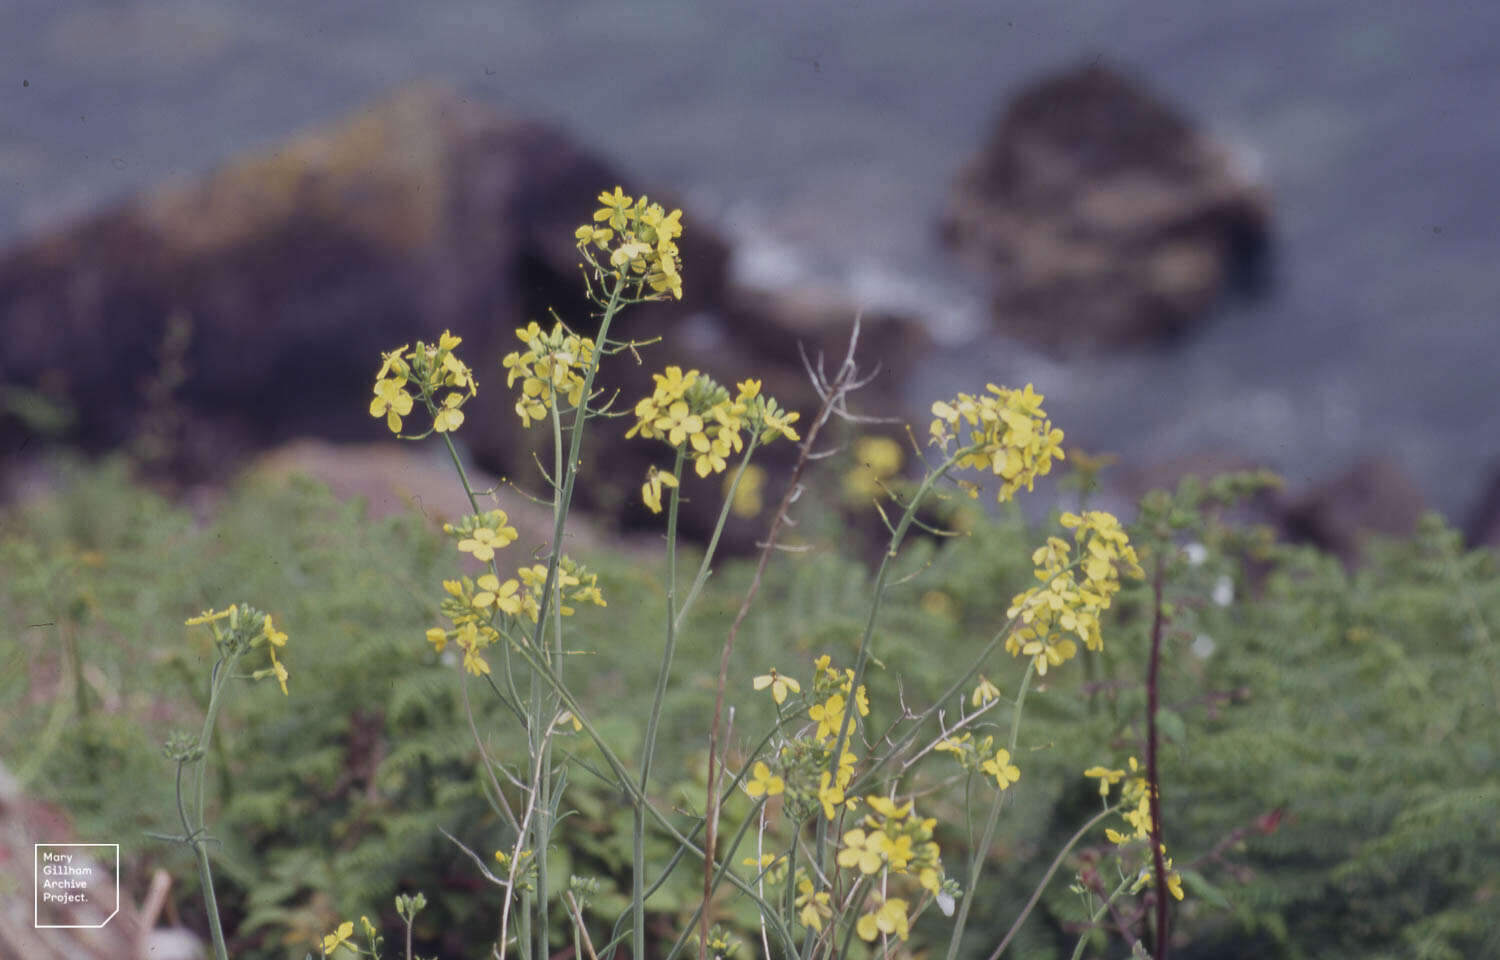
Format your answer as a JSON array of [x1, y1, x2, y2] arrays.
[[698, 320, 874, 960], [1145, 552, 1168, 959]]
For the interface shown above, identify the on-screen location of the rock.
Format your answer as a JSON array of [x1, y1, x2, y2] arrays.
[[940, 62, 1272, 352], [1275, 456, 1425, 566], [1464, 463, 1500, 549], [1114, 450, 1424, 568], [0, 86, 930, 547]]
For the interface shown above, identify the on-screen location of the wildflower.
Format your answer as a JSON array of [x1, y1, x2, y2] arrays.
[[641, 465, 679, 514], [982, 748, 1020, 790], [971, 675, 1000, 707], [753, 668, 801, 705], [1135, 850, 1186, 902], [370, 377, 414, 433], [809, 694, 846, 741], [433, 392, 465, 432], [578, 187, 685, 299], [795, 876, 832, 931], [321, 921, 356, 956], [929, 383, 1064, 502], [744, 761, 784, 798], [185, 607, 231, 626], [454, 622, 490, 677], [758, 403, 800, 443], [425, 627, 448, 653], [935, 733, 971, 757], [837, 829, 885, 875], [594, 186, 633, 230], [1083, 764, 1127, 797], [555, 710, 582, 733], [856, 898, 910, 942], [817, 771, 845, 820]]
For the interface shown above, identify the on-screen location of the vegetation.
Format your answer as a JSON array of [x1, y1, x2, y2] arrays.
[[3, 189, 1497, 960]]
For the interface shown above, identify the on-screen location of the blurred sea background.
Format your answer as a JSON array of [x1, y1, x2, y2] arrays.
[[4, 0, 1498, 519]]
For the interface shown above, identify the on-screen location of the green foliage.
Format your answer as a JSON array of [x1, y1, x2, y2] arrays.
[[3, 462, 1498, 958]]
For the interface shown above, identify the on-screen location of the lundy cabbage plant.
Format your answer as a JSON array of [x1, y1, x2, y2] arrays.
[[164, 187, 1182, 960]]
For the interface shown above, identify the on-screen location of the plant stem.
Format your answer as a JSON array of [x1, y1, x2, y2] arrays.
[[945, 661, 1034, 960], [637, 447, 686, 959], [986, 804, 1118, 960], [190, 652, 235, 960], [1068, 872, 1136, 960]]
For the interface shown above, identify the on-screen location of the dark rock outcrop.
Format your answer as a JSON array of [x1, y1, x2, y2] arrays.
[[1276, 456, 1425, 566], [1464, 463, 1500, 550], [0, 86, 928, 546], [941, 63, 1272, 352]]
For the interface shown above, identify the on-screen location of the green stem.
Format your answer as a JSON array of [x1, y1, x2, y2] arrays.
[[945, 661, 1034, 960], [1069, 871, 1137, 960], [193, 841, 230, 960], [674, 435, 762, 632], [189, 651, 236, 960], [986, 804, 1119, 960], [637, 447, 687, 959], [490, 558, 799, 956]]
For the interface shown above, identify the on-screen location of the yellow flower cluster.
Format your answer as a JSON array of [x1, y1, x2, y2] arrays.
[[370, 331, 476, 435], [428, 557, 605, 676], [837, 796, 944, 941], [574, 186, 684, 300], [1005, 510, 1144, 675], [807, 654, 869, 745], [741, 656, 864, 822], [501, 321, 598, 429], [935, 733, 1021, 791], [928, 383, 1065, 502], [185, 604, 290, 696], [629, 368, 799, 510], [443, 510, 520, 562], [1086, 758, 1185, 902]]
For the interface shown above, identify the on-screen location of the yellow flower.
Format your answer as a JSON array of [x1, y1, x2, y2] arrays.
[[752, 668, 801, 705], [795, 876, 832, 931], [425, 627, 448, 653], [935, 733, 971, 757], [594, 186, 633, 230], [1083, 765, 1127, 797], [321, 920, 356, 956], [462, 647, 491, 677], [555, 710, 583, 733], [185, 607, 231, 626], [971, 675, 1000, 707], [856, 898, 910, 942], [370, 377, 414, 433], [642, 465, 679, 514], [759, 406, 800, 443], [809, 694, 846, 741], [837, 828, 885, 875], [433, 392, 465, 433], [744, 761, 784, 798], [262, 615, 288, 647], [270, 656, 289, 696], [817, 772, 845, 820], [982, 748, 1020, 790]]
